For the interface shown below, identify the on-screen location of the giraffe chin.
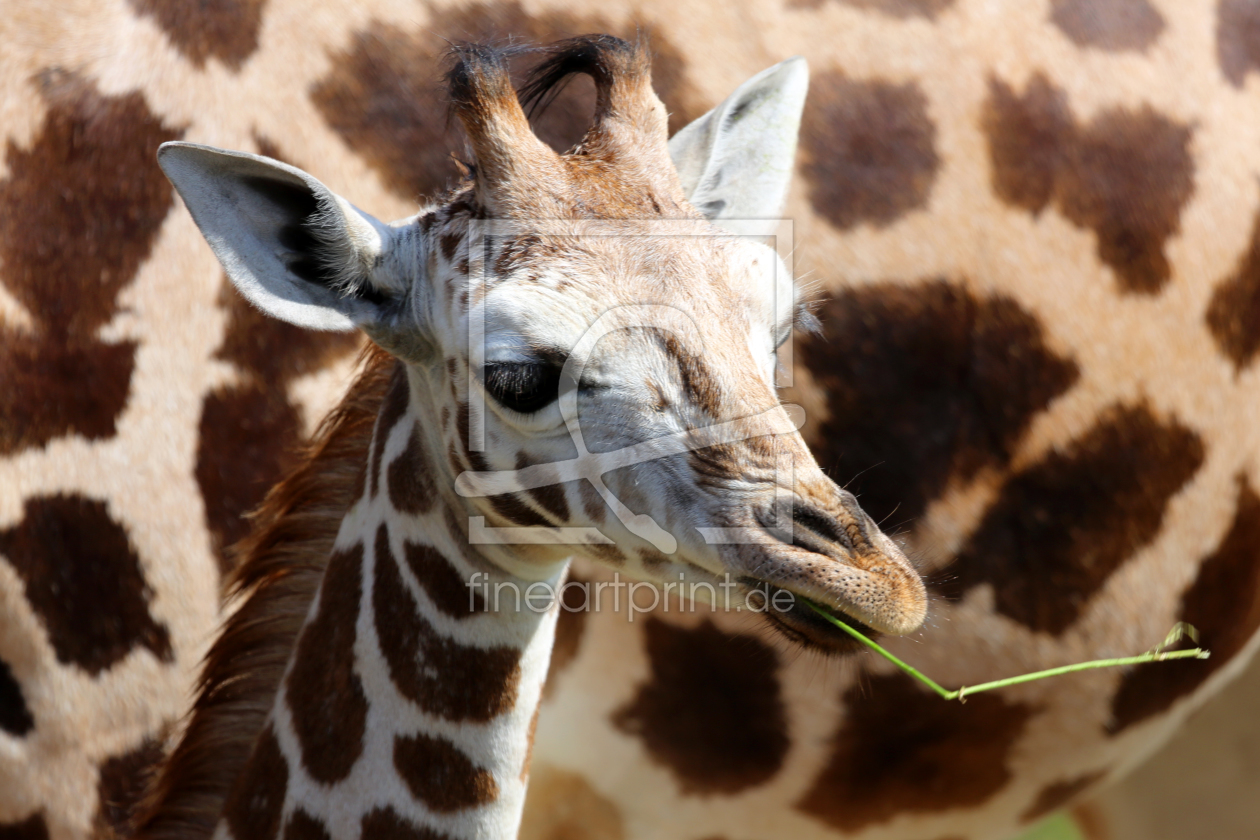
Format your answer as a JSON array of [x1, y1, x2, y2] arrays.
[[753, 583, 876, 656]]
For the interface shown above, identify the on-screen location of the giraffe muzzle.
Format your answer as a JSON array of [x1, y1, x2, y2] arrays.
[[727, 502, 927, 652]]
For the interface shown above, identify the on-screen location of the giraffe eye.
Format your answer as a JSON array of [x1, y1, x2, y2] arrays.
[[482, 362, 563, 414]]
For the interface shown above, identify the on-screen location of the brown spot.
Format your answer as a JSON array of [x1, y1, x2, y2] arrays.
[[196, 280, 361, 573], [1110, 476, 1260, 732], [0, 69, 182, 332], [285, 542, 368, 784], [463, 435, 552, 528], [0, 660, 34, 736], [310, 20, 464, 201], [797, 674, 1033, 831], [800, 72, 938, 230], [0, 71, 180, 335], [440, 231, 464, 263], [585, 544, 627, 566], [518, 454, 570, 522], [1207, 208, 1260, 370], [797, 280, 1078, 527], [394, 732, 498, 813], [580, 482, 606, 523], [637, 549, 671, 573], [526, 483, 570, 523], [389, 425, 437, 514], [495, 234, 542, 276], [947, 404, 1204, 635], [374, 526, 522, 721], [1218, 0, 1260, 87], [0, 332, 138, 458], [94, 736, 166, 837], [372, 363, 411, 498], [0, 815, 49, 840], [983, 74, 1193, 293], [1050, 0, 1164, 51], [403, 540, 484, 618], [197, 383, 304, 575], [127, 0, 265, 70], [614, 619, 787, 795], [283, 810, 331, 840], [310, 7, 705, 201], [649, 329, 722, 415], [984, 74, 1072, 215], [519, 764, 626, 840], [1059, 112, 1192, 294], [360, 807, 453, 840], [1021, 771, 1107, 822], [544, 574, 591, 695], [0, 494, 172, 674], [223, 726, 288, 840], [0, 72, 182, 455]]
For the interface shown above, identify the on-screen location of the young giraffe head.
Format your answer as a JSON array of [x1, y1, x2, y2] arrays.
[[159, 36, 925, 651]]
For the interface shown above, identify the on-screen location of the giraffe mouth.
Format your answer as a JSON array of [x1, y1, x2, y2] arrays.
[[743, 580, 877, 656], [730, 502, 927, 644]]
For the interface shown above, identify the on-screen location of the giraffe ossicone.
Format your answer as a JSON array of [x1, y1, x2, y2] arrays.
[[148, 36, 926, 840]]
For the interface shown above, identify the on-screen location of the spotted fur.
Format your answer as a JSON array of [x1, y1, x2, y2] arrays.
[[4, 3, 1260, 840]]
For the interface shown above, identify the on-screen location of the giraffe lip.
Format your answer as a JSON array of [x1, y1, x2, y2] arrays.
[[744, 580, 877, 656]]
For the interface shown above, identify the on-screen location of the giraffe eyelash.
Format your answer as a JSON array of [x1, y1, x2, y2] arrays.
[[482, 361, 563, 414], [792, 299, 822, 335], [775, 299, 821, 349]]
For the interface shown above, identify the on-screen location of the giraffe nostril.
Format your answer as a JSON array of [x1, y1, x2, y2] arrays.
[[790, 505, 853, 551]]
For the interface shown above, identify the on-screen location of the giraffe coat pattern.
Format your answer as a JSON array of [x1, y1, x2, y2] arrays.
[[3, 1, 1260, 839]]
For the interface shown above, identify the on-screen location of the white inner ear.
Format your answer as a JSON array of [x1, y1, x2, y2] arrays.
[[669, 56, 809, 224], [159, 141, 394, 332]]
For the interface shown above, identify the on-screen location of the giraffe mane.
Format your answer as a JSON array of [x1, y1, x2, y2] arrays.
[[133, 344, 397, 840]]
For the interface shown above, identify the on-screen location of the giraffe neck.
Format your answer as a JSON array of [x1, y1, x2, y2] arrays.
[[216, 363, 566, 840]]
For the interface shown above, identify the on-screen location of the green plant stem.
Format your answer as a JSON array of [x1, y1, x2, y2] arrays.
[[804, 601, 1210, 702]]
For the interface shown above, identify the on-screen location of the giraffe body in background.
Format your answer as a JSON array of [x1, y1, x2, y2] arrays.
[[4, 1, 1260, 839]]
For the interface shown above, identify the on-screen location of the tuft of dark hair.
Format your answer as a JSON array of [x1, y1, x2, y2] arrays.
[[443, 40, 535, 116], [518, 34, 641, 119]]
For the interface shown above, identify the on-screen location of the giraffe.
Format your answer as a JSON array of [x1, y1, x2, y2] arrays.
[[4, 1, 1260, 839], [137, 36, 928, 840]]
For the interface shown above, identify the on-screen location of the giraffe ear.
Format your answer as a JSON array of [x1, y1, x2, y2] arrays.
[[158, 142, 405, 332], [668, 57, 808, 224]]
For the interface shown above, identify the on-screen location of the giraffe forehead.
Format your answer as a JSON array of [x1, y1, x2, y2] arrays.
[[475, 236, 788, 357], [478, 288, 768, 375]]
